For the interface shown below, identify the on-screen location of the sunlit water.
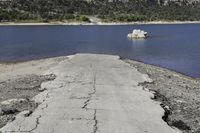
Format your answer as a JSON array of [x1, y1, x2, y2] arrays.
[[0, 24, 200, 77]]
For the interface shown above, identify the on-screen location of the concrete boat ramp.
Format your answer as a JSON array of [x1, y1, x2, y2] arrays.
[[1, 54, 181, 133]]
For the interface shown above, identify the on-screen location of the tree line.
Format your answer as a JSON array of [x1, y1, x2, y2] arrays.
[[0, 0, 200, 22]]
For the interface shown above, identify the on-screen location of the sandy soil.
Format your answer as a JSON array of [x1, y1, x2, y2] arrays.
[[0, 56, 67, 81], [123, 58, 200, 133], [0, 56, 68, 128]]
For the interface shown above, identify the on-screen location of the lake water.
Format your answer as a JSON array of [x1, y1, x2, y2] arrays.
[[0, 24, 200, 78]]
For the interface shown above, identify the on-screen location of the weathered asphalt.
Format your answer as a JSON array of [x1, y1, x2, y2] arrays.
[[1, 54, 181, 133]]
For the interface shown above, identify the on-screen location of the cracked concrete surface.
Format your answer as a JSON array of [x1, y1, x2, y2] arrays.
[[0, 54, 181, 133]]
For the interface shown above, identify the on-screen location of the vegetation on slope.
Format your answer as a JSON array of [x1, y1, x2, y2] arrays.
[[0, 0, 200, 22]]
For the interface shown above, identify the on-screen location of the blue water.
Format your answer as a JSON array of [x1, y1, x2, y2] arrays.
[[0, 24, 200, 78]]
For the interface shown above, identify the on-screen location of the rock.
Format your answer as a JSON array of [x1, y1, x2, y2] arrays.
[[1, 106, 19, 115], [1, 99, 26, 105], [38, 87, 46, 92], [43, 74, 56, 81], [127, 29, 148, 39], [164, 105, 170, 111], [23, 110, 33, 117], [0, 99, 26, 115], [0, 108, 3, 115]]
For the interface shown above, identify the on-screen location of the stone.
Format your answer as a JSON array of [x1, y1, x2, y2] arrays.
[[1, 99, 26, 106], [38, 87, 46, 92], [127, 29, 148, 39]]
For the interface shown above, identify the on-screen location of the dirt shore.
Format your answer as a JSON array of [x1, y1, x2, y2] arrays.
[[0, 21, 200, 26], [0, 56, 68, 128], [123, 58, 200, 133]]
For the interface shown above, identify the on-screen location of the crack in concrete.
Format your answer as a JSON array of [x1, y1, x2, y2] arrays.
[[81, 69, 99, 133], [5, 131, 30, 133], [18, 126, 21, 130], [41, 102, 48, 110], [59, 81, 93, 89], [82, 99, 90, 109], [29, 115, 41, 133], [70, 96, 89, 100], [4, 115, 41, 133], [93, 109, 98, 133], [71, 118, 92, 121], [4, 90, 50, 133], [137, 80, 176, 130], [82, 70, 97, 110], [4, 62, 100, 133]]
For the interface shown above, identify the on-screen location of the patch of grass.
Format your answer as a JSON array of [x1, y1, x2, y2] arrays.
[[80, 15, 90, 22]]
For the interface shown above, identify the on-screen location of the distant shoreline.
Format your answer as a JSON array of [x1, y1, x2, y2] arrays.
[[0, 21, 200, 26]]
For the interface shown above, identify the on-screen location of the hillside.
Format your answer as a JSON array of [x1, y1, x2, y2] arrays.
[[1, 0, 200, 22]]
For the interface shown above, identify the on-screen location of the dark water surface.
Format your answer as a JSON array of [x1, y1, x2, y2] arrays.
[[0, 24, 200, 78]]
